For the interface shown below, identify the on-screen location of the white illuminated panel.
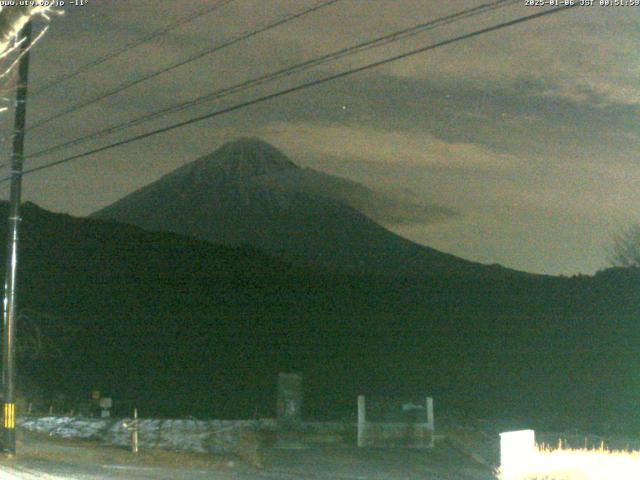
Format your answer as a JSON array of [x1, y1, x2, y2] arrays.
[[499, 429, 536, 480]]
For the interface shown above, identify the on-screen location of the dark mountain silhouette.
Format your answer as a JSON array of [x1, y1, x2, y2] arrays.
[[92, 138, 503, 277], [2, 202, 639, 431]]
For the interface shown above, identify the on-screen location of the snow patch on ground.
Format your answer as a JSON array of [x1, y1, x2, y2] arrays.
[[19, 416, 110, 439], [18, 416, 276, 454]]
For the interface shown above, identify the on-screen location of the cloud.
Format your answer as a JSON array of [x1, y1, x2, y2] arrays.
[[259, 121, 519, 171], [265, 2, 640, 106]]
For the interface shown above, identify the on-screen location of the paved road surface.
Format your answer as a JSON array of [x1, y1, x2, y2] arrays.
[[0, 435, 496, 479]]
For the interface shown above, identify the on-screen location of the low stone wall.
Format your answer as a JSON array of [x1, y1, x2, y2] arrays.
[[18, 416, 431, 452], [300, 421, 355, 433], [18, 416, 277, 454], [360, 421, 434, 448]]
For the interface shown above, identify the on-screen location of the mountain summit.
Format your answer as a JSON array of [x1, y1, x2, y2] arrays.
[[92, 138, 504, 276], [181, 137, 298, 183]]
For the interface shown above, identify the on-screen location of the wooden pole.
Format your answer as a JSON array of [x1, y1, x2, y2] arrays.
[[2, 21, 31, 455]]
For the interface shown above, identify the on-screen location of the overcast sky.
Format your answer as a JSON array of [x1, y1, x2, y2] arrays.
[[3, 0, 638, 275]]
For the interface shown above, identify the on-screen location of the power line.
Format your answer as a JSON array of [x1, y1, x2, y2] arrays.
[[9, 4, 577, 182], [25, 0, 518, 163], [30, 0, 234, 97], [26, 0, 341, 132]]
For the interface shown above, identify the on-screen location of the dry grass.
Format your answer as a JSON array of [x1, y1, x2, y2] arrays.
[[6, 430, 238, 472], [497, 443, 640, 480]]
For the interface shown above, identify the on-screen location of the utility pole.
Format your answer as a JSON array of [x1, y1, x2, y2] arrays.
[[2, 21, 32, 454]]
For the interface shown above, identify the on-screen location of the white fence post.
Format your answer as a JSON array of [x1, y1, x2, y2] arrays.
[[357, 395, 366, 448], [131, 407, 139, 453], [426, 396, 434, 447]]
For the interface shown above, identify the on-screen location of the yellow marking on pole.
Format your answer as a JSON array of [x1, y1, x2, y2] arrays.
[[4, 403, 14, 429]]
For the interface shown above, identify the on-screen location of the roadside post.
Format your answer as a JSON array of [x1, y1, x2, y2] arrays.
[[131, 408, 139, 453], [275, 373, 304, 449]]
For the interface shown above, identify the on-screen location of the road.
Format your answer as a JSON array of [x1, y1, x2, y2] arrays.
[[0, 434, 496, 479]]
